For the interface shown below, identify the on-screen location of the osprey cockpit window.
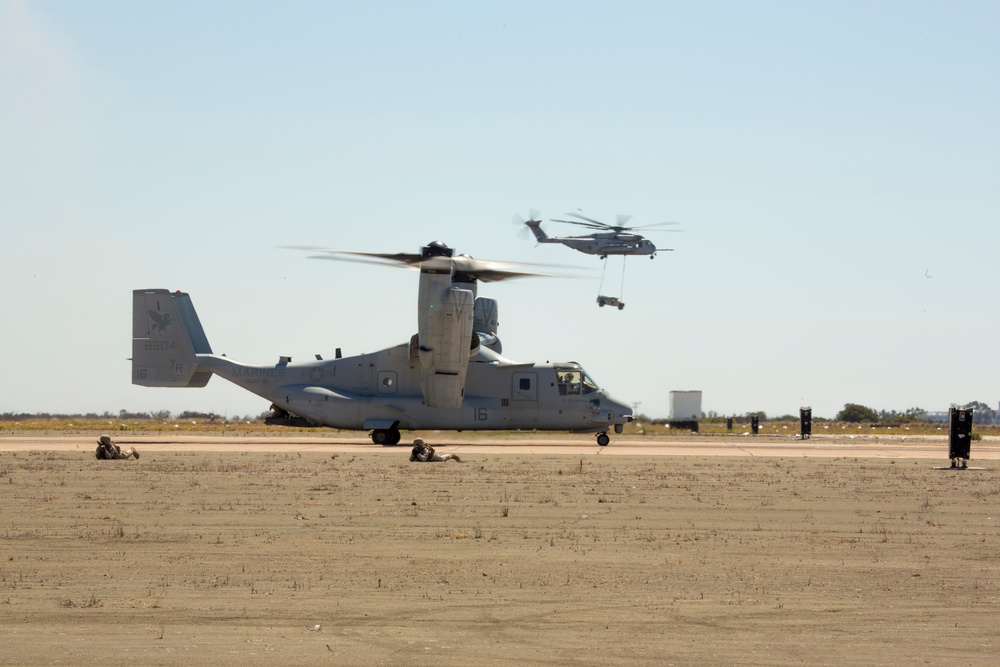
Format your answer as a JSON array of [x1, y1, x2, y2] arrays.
[[557, 369, 599, 396]]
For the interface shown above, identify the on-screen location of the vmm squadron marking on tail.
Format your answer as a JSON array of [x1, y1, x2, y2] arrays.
[[132, 241, 633, 445], [147, 310, 174, 334]]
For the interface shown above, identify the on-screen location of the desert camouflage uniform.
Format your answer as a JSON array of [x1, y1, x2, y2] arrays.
[[95, 435, 140, 460], [409, 438, 460, 462]]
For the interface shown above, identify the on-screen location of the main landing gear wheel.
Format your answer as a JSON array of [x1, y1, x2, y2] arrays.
[[596, 433, 610, 447], [371, 429, 401, 446]]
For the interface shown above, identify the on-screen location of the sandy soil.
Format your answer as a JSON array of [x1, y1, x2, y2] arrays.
[[1, 433, 998, 666]]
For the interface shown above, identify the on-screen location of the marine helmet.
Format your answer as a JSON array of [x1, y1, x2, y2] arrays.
[[98, 435, 112, 446]]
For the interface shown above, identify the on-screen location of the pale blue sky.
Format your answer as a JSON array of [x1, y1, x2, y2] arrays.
[[2, 1, 997, 420]]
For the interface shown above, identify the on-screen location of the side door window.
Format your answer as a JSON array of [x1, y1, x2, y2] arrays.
[[512, 372, 537, 401]]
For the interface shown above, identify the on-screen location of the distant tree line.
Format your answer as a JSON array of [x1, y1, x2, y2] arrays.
[[0, 409, 271, 422], [701, 401, 997, 425], [4, 401, 995, 424], [835, 401, 996, 424]]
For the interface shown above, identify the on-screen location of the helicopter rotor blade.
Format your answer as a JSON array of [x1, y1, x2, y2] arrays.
[[629, 221, 684, 232], [289, 244, 581, 282], [305, 254, 419, 271], [565, 212, 611, 228], [550, 218, 608, 230], [512, 209, 543, 225], [561, 212, 684, 233], [511, 213, 528, 240], [415, 254, 559, 282], [285, 246, 423, 265], [512, 210, 543, 240]]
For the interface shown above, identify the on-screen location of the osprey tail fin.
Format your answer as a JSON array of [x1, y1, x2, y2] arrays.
[[132, 289, 213, 388]]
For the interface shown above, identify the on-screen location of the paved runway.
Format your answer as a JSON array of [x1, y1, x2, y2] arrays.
[[1, 433, 995, 460]]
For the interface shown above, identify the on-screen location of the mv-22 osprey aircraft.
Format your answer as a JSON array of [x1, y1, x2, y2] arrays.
[[132, 241, 634, 445]]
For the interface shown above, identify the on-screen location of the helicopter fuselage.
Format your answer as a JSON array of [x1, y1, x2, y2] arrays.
[[198, 343, 631, 435], [524, 217, 672, 258], [546, 233, 657, 257]]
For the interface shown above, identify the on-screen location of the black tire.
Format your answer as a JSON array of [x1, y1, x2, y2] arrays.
[[617, 303, 624, 310], [596, 433, 610, 446], [371, 429, 389, 445], [387, 429, 401, 446]]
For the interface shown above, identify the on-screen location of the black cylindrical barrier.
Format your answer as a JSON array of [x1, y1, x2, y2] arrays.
[[726, 417, 733, 432], [751, 415, 759, 435], [948, 407, 973, 468], [800, 407, 812, 439]]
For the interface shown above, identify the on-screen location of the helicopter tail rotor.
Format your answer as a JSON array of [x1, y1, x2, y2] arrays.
[[512, 209, 544, 242]]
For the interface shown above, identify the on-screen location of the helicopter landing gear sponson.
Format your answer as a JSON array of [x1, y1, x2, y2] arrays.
[[596, 433, 610, 447], [371, 428, 401, 446]]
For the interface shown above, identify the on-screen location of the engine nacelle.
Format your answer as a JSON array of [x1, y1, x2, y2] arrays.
[[474, 332, 502, 354]]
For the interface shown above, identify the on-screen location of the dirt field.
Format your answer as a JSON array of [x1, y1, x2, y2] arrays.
[[1, 434, 998, 666]]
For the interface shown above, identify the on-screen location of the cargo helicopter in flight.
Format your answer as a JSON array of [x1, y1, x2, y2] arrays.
[[516, 211, 682, 310], [518, 211, 679, 259], [132, 241, 634, 446]]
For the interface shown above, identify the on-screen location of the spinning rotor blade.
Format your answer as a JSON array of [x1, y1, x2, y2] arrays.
[[514, 224, 533, 242], [556, 212, 637, 232], [285, 246, 423, 266], [554, 213, 684, 233], [550, 217, 609, 230], [288, 244, 569, 281], [512, 209, 543, 241], [628, 222, 684, 232], [448, 254, 557, 282], [305, 254, 420, 271], [565, 211, 610, 228], [615, 214, 633, 228]]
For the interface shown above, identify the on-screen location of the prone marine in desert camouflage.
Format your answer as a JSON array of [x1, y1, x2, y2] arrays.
[[95, 434, 140, 460], [409, 438, 460, 462]]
